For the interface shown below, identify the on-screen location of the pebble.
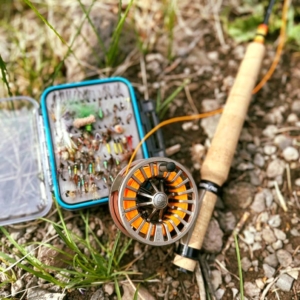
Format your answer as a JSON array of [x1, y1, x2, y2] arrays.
[[264, 145, 277, 155], [262, 228, 277, 244], [11, 279, 24, 297], [255, 278, 265, 289], [183, 280, 192, 289], [268, 215, 281, 227], [215, 288, 225, 300], [262, 125, 278, 138], [250, 192, 266, 213], [201, 99, 220, 112], [291, 99, 300, 114], [283, 146, 299, 161], [263, 189, 273, 207], [241, 257, 252, 271], [223, 181, 255, 209], [207, 51, 219, 61], [266, 159, 285, 178], [263, 263, 276, 278], [200, 115, 221, 139], [287, 113, 298, 123], [277, 249, 293, 267], [211, 270, 222, 291], [249, 169, 263, 186], [274, 228, 286, 240], [104, 283, 114, 296], [202, 218, 224, 253], [166, 144, 181, 156], [244, 230, 255, 245], [272, 240, 283, 250], [276, 274, 294, 292], [171, 281, 180, 288], [90, 289, 104, 300], [224, 274, 232, 283], [274, 134, 292, 150], [264, 253, 279, 268], [295, 178, 300, 187], [254, 153, 265, 167], [291, 228, 300, 236], [218, 211, 236, 233], [182, 122, 193, 131], [244, 282, 260, 298]]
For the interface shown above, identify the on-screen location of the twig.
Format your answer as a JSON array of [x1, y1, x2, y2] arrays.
[[184, 84, 199, 115], [260, 277, 279, 300], [195, 262, 207, 300], [125, 274, 146, 300], [140, 55, 149, 100], [286, 163, 292, 194], [222, 212, 250, 255], [274, 181, 288, 212]]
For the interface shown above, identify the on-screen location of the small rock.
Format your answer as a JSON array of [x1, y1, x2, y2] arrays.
[[277, 249, 293, 267], [255, 278, 265, 289], [263, 189, 273, 207], [202, 219, 224, 253], [243, 230, 255, 245], [11, 279, 24, 297], [171, 281, 180, 288], [90, 289, 104, 300], [201, 115, 221, 139], [264, 253, 279, 268], [244, 282, 260, 298], [254, 153, 265, 167], [224, 274, 232, 283], [191, 143, 205, 162], [166, 144, 181, 156], [241, 257, 252, 271], [274, 134, 292, 150], [268, 215, 281, 227], [276, 274, 294, 292], [251, 192, 266, 213], [283, 146, 299, 161], [287, 268, 299, 279], [133, 242, 142, 257], [201, 99, 220, 112], [223, 181, 255, 209], [291, 228, 300, 236], [291, 100, 300, 114], [10, 231, 23, 241], [295, 178, 300, 187], [104, 283, 114, 296], [262, 125, 278, 138], [252, 242, 262, 251], [262, 228, 277, 244], [264, 145, 277, 155], [122, 284, 155, 300], [266, 159, 285, 178], [263, 264, 276, 278], [274, 228, 286, 240], [182, 122, 193, 131], [211, 270, 222, 291], [240, 128, 253, 142], [218, 211, 236, 233], [207, 51, 219, 61], [272, 240, 283, 250], [215, 288, 225, 300], [249, 169, 263, 186], [287, 113, 298, 123], [236, 162, 254, 171], [183, 280, 192, 289]]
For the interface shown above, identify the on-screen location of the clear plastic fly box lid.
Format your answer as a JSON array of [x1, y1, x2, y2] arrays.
[[0, 96, 52, 226]]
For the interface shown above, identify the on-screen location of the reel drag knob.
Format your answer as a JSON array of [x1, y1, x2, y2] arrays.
[[109, 157, 199, 246]]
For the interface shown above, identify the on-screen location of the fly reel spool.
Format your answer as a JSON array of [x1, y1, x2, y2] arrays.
[[109, 157, 199, 246]]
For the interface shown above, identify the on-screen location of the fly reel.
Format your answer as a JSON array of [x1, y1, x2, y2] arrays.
[[109, 157, 199, 246]]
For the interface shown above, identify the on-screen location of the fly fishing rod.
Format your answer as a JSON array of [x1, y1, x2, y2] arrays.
[[173, 0, 281, 272]]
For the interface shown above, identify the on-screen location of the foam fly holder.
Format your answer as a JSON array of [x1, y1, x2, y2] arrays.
[[0, 77, 164, 226]]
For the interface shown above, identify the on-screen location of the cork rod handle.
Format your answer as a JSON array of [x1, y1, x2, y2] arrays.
[[173, 42, 266, 272]]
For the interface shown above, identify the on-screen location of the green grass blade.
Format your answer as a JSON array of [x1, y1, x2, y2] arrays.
[[115, 277, 122, 300], [133, 283, 140, 300], [117, 238, 132, 265], [0, 55, 13, 97], [158, 78, 190, 118], [234, 234, 244, 300], [106, 0, 134, 66], [77, 0, 107, 55], [107, 231, 121, 276]]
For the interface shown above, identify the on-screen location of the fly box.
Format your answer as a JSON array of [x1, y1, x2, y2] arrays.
[[0, 77, 165, 226]]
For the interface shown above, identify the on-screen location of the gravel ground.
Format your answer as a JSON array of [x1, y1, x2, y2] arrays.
[[1, 1, 300, 299]]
